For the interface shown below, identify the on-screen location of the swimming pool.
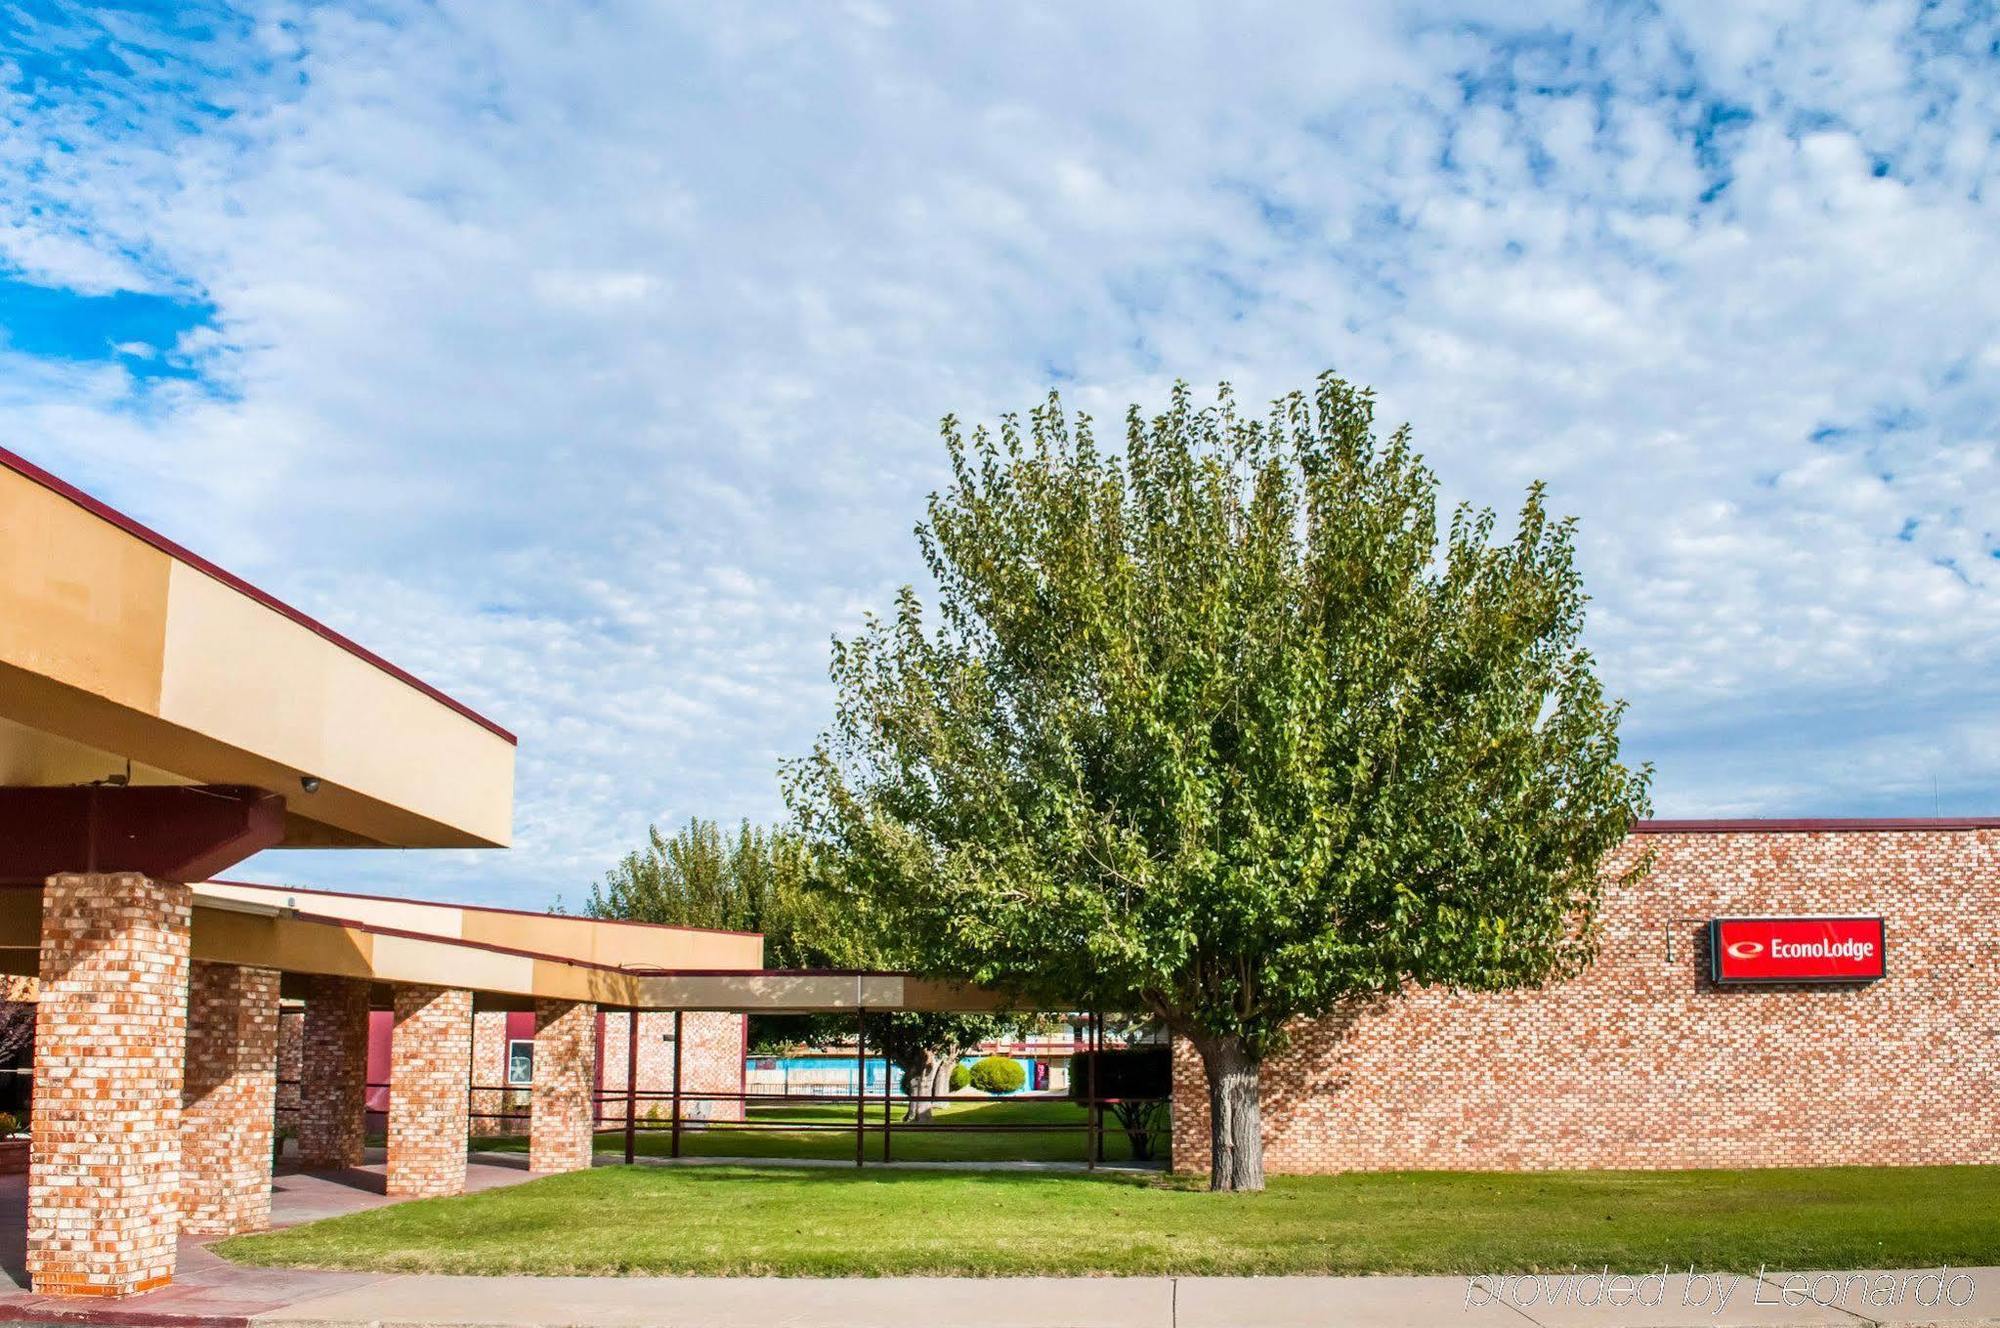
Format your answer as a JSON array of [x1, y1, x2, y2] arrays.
[[744, 1055, 1045, 1096]]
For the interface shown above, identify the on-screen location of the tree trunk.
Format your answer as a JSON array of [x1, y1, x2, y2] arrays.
[[1113, 1102, 1159, 1161], [901, 1050, 935, 1122], [903, 1050, 958, 1122], [1196, 1034, 1265, 1192], [930, 1056, 955, 1102]]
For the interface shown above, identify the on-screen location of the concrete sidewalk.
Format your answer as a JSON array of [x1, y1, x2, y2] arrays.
[[0, 1266, 1993, 1328], [242, 1269, 2000, 1328]]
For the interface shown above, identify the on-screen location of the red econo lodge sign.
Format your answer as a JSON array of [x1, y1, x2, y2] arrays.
[[1708, 916, 1886, 984]]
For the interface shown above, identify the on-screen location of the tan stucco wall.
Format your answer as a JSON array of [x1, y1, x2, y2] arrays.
[[0, 466, 170, 716], [158, 564, 514, 848], [196, 881, 766, 972]]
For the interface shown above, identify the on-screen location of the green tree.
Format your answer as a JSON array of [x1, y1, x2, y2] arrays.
[[866, 1012, 1001, 1121], [787, 374, 1650, 1191], [785, 845, 1009, 1120], [585, 818, 824, 967], [585, 818, 837, 1051]]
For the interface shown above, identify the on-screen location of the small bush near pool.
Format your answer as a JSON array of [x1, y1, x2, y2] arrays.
[[949, 1062, 971, 1090], [968, 1056, 1025, 1094]]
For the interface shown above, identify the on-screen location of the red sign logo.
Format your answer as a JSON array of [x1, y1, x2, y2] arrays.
[[1710, 916, 1885, 984]]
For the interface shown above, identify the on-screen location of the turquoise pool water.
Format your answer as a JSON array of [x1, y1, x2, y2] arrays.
[[748, 1055, 1043, 1095]]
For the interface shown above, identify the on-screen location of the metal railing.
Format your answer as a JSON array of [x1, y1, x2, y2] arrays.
[[278, 1010, 1170, 1170], [576, 1085, 1168, 1167]]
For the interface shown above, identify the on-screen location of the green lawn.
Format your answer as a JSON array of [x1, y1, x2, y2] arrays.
[[218, 1163, 2000, 1277], [473, 1098, 1164, 1165]]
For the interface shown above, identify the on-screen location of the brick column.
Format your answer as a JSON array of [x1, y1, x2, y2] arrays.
[[387, 984, 472, 1197], [181, 962, 280, 1236], [296, 975, 370, 1170], [681, 1011, 747, 1122], [529, 999, 597, 1173], [28, 873, 191, 1298]]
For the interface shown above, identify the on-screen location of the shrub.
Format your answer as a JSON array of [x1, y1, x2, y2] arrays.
[[968, 1056, 1026, 1095], [0, 1112, 18, 1137], [948, 1062, 970, 1091]]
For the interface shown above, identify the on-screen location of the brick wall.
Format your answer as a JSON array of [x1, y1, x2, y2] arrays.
[[386, 984, 472, 1197], [470, 1010, 533, 1137], [297, 976, 369, 1170], [598, 1010, 745, 1124], [180, 963, 280, 1236], [28, 873, 191, 1297], [1172, 828, 2000, 1175], [529, 999, 596, 1173]]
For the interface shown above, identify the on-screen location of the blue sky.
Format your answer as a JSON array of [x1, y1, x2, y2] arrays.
[[3, 1, 1997, 908]]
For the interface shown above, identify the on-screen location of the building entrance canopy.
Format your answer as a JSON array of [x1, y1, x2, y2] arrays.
[[0, 446, 532, 1297]]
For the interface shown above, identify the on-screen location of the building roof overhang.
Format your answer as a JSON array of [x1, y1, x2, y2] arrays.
[[0, 446, 514, 850], [0, 881, 1009, 1013]]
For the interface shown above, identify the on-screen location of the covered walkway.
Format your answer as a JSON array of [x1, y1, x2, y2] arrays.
[[0, 446, 770, 1300]]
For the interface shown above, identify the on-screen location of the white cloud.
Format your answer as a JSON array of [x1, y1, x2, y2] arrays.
[[2, 0, 1997, 906]]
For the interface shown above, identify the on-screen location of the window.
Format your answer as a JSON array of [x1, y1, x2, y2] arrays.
[[506, 1039, 534, 1087]]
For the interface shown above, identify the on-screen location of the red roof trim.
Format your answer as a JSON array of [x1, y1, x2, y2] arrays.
[[623, 966, 921, 978], [1634, 817, 2000, 834], [0, 444, 517, 746], [206, 878, 764, 939]]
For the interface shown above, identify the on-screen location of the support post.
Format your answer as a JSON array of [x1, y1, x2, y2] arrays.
[[297, 976, 368, 1170], [463, 1005, 478, 1142], [529, 999, 596, 1174], [669, 1010, 684, 1159], [1086, 1010, 1100, 1170], [882, 1040, 893, 1163], [181, 962, 281, 1236], [28, 873, 191, 1297], [1096, 1010, 1108, 1165], [622, 1008, 639, 1166], [854, 1008, 866, 1168], [385, 985, 473, 1198]]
